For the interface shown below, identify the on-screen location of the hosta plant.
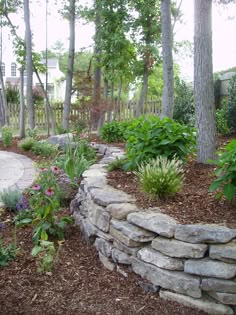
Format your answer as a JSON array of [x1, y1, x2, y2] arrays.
[[135, 156, 184, 200]]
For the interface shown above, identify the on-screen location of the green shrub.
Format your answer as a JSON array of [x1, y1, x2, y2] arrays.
[[99, 120, 129, 143], [135, 156, 184, 199], [124, 115, 196, 170], [0, 187, 22, 211], [31, 141, 58, 157], [209, 139, 236, 201], [26, 127, 38, 139], [18, 137, 36, 151], [1, 126, 13, 147], [107, 157, 127, 171], [173, 77, 195, 125], [227, 75, 236, 131], [216, 100, 230, 135], [0, 239, 18, 267]]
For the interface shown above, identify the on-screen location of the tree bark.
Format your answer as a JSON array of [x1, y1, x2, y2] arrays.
[[19, 67, 25, 138], [92, 0, 102, 130], [136, 63, 149, 117], [0, 66, 9, 125], [161, 0, 174, 118], [62, 0, 75, 130], [194, 0, 218, 163], [24, 0, 35, 129]]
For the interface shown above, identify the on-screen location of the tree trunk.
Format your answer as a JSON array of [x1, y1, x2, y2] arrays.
[[136, 64, 149, 117], [62, 0, 75, 130], [161, 0, 174, 118], [92, 0, 102, 130], [194, 0, 218, 163], [97, 78, 108, 133], [0, 66, 9, 125], [19, 67, 25, 138], [24, 0, 35, 129]]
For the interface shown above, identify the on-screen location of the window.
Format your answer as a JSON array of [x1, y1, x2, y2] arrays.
[[11, 62, 17, 77], [1, 62, 5, 76], [47, 83, 54, 100]]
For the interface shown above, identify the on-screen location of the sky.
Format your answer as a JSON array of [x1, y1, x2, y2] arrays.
[[3, 0, 236, 80]]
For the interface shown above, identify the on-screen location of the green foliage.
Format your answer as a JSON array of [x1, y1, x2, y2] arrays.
[[1, 126, 13, 147], [31, 240, 60, 273], [26, 127, 38, 139], [55, 140, 96, 182], [0, 239, 17, 267], [216, 100, 230, 135], [173, 77, 195, 125], [31, 141, 58, 157], [18, 137, 36, 151], [107, 157, 127, 171], [6, 84, 19, 103], [209, 139, 236, 201], [13, 209, 33, 227], [124, 115, 196, 170], [227, 75, 236, 131], [29, 166, 74, 244], [100, 121, 129, 143], [0, 187, 22, 211], [135, 156, 184, 199]]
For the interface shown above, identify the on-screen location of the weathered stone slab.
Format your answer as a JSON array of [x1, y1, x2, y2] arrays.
[[152, 237, 207, 258], [128, 211, 177, 238], [113, 240, 141, 256], [201, 278, 236, 293], [47, 133, 73, 147], [88, 200, 111, 233], [82, 169, 107, 178], [87, 164, 107, 170], [81, 176, 107, 193], [107, 203, 138, 220], [138, 280, 160, 293], [90, 188, 135, 207], [131, 257, 201, 298], [175, 224, 236, 244], [116, 265, 129, 278], [98, 157, 116, 164], [110, 226, 143, 247], [105, 147, 123, 156], [160, 290, 234, 315], [94, 238, 113, 258], [111, 219, 155, 242], [207, 291, 236, 305], [98, 252, 115, 271], [137, 247, 184, 271], [74, 213, 97, 244], [111, 248, 131, 265], [184, 258, 236, 279], [210, 241, 236, 263]]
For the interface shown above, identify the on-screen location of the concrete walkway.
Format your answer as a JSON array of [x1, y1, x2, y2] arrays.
[[0, 151, 36, 196]]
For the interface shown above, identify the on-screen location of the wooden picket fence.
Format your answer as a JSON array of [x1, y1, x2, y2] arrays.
[[8, 100, 162, 130]]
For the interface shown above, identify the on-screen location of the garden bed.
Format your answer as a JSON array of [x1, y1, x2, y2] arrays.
[[0, 134, 235, 315]]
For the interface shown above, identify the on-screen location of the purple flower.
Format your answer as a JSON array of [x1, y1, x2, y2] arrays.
[[0, 222, 6, 234], [16, 195, 28, 211]]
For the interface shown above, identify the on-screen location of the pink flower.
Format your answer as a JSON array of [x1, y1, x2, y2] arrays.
[[45, 187, 54, 196], [50, 166, 59, 174], [32, 184, 41, 191]]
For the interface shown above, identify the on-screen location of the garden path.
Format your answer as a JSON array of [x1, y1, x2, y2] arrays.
[[0, 151, 36, 204]]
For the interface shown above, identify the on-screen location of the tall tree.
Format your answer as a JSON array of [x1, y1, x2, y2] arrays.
[[194, 0, 218, 162], [62, 0, 76, 130], [161, 0, 174, 118], [24, 0, 34, 129]]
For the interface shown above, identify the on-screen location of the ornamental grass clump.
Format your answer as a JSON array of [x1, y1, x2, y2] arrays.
[[135, 156, 184, 200]]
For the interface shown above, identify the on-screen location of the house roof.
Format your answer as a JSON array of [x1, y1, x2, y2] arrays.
[[41, 58, 58, 68]]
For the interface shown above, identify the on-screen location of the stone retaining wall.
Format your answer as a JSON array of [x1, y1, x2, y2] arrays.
[[70, 144, 236, 315]]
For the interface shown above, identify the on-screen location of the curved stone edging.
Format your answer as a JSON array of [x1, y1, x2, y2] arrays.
[[70, 144, 236, 315]]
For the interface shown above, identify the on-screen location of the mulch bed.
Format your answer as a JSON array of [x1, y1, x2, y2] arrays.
[[0, 134, 234, 315]]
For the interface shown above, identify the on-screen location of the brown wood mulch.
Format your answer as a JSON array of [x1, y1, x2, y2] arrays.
[[0, 135, 234, 315]]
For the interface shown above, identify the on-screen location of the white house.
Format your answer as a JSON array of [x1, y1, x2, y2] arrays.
[[1, 53, 65, 101]]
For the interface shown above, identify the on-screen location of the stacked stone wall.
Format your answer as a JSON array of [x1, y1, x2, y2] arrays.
[[70, 144, 236, 315]]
